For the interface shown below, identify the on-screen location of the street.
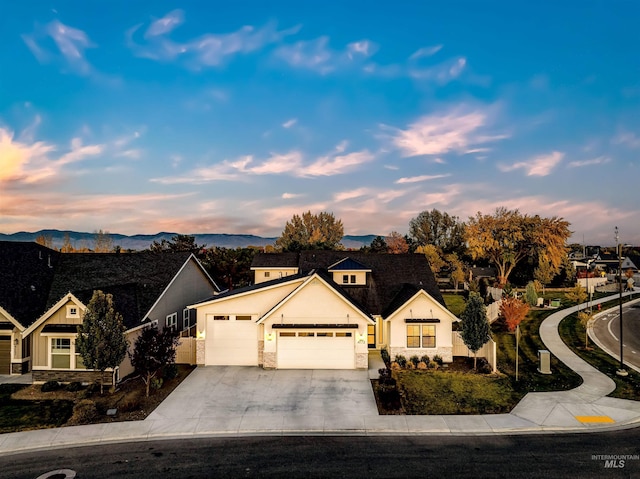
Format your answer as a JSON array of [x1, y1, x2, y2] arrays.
[[592, 301, 640, 371], [1, 433, 639, 478]]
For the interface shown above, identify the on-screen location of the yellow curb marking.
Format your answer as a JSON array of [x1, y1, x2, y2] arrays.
[[575, 415, 615, 423]]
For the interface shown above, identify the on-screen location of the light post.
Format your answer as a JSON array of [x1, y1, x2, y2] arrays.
[[615, 227, 628, 377]]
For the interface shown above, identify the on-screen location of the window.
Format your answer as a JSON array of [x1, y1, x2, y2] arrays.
[[407, 325, 436, 348], [350, 275, 356, 284], [279, 332, 295, 337], [66, 305, 79, 318], [213, 315, 229, 321], [335, 332, 352, 337], [342, 274, 349, 284], [297, 332, 314, 337], [166, 313, 178, 331], [51, 338, 71, 368], [264, 271, 270, 278], [316, 332, 333, 337], [183, 309, 191, 329], [236, 315, 252, 321]]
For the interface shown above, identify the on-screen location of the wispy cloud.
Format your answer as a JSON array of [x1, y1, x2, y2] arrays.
[[58, 137, 104, 165], [151, 143, 375, 184], [498, 151, 564, 176], [385, 105, 506, 157], [395, 174, 451, 184], [409, 45, 443, 60], [612, 131, 640, 149], [128, 10, 300, 69], [282, 118, 298, 128], [273, 36, 377, 74], [567, 156, 611, 168], [282, 192, 303, 199], [22, 20, 95, 75]]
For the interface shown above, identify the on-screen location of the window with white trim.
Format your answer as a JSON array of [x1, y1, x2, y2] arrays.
[[66, 305, 79, 318], [406, 325, 436, 348], [166, 313, 178, 331], [183, 308, 191, 329], [50, 338, 86, 369]]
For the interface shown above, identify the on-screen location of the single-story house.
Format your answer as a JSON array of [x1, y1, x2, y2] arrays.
[[0, 241, 219, 382], [191, 251, 459, 370]]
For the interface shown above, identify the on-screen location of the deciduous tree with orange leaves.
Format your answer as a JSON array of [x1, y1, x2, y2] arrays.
[[500, 296, 530, 332]]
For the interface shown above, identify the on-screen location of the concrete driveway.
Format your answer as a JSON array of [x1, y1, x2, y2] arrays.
[[147, 367, 378, 422]]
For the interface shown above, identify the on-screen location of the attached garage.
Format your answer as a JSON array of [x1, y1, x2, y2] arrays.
[[276, 330, 355, 369], [205, 315, 259, 366], [0, 336, 11, 375]]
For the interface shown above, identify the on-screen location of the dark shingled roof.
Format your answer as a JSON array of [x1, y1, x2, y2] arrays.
[[251, 251, 444, 317], [0, 241, 195, 330], [327, 257, 371, 271], [47, 251, 193, 330], [197, 273, 307, 303], [0, 242, 60, 327], [251, 252, 299, 268]]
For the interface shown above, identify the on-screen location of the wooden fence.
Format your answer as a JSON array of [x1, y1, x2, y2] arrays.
[[452, 331, 497, 372], [175, 337, 197, 365]]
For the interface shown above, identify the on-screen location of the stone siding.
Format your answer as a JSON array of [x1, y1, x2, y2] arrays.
[[196, 339, 205, 366], [32, 369, 113, 385], [11, 360, 29, 375], [355, 352, 368, 369], [258, 340, 264, 367], [263, 351, 276, 369]]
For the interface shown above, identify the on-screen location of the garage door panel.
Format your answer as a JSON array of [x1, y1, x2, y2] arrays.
[[206, 319, 258, 366], [277, 335, 354, 369]]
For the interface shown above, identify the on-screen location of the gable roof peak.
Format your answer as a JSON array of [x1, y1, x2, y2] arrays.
[[327, 257, 371, 271]]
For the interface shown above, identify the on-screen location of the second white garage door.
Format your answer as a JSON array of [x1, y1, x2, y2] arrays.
[[277, 331, 355, 369]]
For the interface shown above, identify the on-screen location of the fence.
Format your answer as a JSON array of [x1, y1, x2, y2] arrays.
[[486, 300, 502, 324], [175, 337, 197, 365], [452, 331, 497, 372]]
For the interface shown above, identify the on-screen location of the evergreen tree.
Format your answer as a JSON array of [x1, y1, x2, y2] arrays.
[[76, 290, 128, 394], [460, 292, 490, 369]]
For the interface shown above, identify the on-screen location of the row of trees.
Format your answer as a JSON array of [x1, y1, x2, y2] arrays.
[[36, 230, 116, 253]]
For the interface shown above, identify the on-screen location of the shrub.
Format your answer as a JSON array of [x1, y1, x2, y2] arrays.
[[118, 395, 143, 413], [476, 358, 492, 374], [420, 354, 430, 364], [69, 399, 98, 425], [380, 347, 391, 367], [394, 355, 407, 368], [66, 381, 83, 392], [406, 361, 415, 369], [432, 355, 444, 366], [150, 377, 163, 391], [162, 363, 179, 380], [417, 361, 428, 370], [525, 282, 538, 306], [390, 362, 401, 371], [409, 355, 420, 367], [41, 380, 61, 392]]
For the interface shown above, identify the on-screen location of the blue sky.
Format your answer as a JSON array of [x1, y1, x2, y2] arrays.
[[1, 1, 639, 244]]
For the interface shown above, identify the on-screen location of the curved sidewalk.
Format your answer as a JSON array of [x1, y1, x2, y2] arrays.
[[1, 294, 640, 455]]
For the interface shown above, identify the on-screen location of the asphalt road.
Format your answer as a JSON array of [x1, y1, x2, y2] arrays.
[[592, 302, 640, 370], [2, 433, 640, 479]]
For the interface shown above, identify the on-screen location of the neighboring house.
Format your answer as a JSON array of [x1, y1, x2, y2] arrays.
[[191, 251, 458, 370], [0, 242, 219, 382]]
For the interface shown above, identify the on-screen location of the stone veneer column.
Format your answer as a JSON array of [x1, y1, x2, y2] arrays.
[[263, 352, 277, 369], [355, 352, 368, 369], [196, 339, 206, 366]]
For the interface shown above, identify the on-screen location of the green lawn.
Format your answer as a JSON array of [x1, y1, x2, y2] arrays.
[[396, 370, 516, 414], [0, 384, 73, 433], [442, 292, 466, 317]]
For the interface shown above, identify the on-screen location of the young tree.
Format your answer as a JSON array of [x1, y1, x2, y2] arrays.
[[500, 296, 530, 332], [60, 233, 75, 253], [35, 234, 53, 249], [130, 325, 180, 397], [275, 211, 344, 251], [460, 292, 490, 369], [446, 253, 466, 290], [386, 231, 409, 254], [577, 310, 594, 349], [409, 209, 466, 254], [524, 282, 539, 307], [465, 207, 571, 287], [565, 283, 587, 306], [76, 291, 128, 394], [534, 260, 555, 295]]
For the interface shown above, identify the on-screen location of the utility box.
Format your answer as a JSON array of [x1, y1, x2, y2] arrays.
[[538, 350, 552, 374], [551, 299, 561, 308], [537, 297, 544, 307]]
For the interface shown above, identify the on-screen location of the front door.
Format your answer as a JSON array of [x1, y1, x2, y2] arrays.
[[367, 324, 376, 349]]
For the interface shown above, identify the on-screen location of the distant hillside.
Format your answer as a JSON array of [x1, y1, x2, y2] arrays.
[[0, 230, 379, 251]]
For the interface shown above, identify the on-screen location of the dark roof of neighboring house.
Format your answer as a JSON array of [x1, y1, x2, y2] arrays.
[[47, 251, 193, 330], [625, 254, 640, 270], [0, 241, 60, 327], [251, 252, 299, 268], [197, 273, 306, 303], [251, 251, 444, 316]]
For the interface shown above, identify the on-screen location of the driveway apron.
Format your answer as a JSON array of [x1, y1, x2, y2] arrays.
[[146, 367, 378, 421]]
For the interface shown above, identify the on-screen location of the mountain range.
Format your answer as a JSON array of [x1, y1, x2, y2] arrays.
[[0, 230, 379, 251]]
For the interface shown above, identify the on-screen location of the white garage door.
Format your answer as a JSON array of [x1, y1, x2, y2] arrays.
[[277, 331, 355, 369], [205, 318, 258, 366]]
